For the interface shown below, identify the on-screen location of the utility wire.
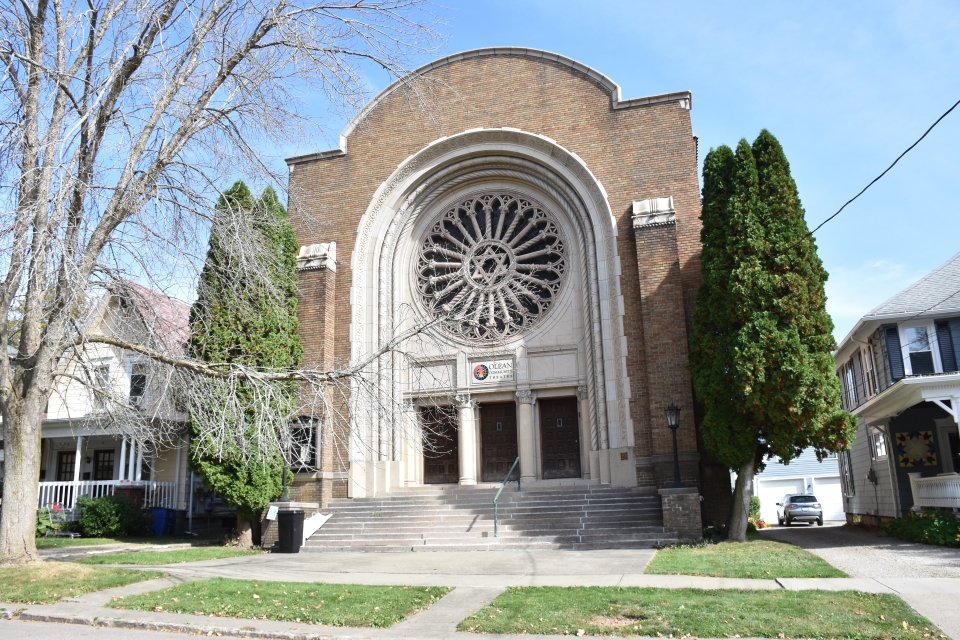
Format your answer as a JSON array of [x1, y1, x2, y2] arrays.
[[805, 96, 960, 240]]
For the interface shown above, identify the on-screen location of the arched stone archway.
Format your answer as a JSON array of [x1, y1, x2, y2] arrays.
[[347, 128, 637, 496]]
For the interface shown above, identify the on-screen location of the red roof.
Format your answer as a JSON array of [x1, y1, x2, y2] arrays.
[[118, 281, 191, 356]]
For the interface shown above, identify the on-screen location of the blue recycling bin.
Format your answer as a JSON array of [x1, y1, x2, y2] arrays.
[[151, 508, 175, 536]]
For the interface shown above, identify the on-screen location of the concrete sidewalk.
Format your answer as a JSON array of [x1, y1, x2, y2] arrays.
[[4, 548, 960, 639]]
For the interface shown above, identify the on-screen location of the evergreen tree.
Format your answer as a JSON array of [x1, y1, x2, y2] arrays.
[[188, 181, 303, 547], [690, 130, 855, 541]]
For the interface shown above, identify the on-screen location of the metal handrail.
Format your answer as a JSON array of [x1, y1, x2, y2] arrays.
[[493, 456, 521, 538]]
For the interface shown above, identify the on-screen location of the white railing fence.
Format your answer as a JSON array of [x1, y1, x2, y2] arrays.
[[38, 480, 177, 517], [908, 472, 960, 510]]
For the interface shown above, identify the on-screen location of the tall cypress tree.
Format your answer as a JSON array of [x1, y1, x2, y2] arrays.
[[690, 130, 855, 541], [188, 181, 303, 547]]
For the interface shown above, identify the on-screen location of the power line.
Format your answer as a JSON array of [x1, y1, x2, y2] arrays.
[[807, 96, 960, 239]]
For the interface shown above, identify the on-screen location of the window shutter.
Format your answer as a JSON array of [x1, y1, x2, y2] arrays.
[[937, 321, 958, 372], [884, 325, 904, 381]]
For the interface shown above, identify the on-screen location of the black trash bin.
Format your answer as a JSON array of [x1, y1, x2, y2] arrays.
[[277, 509, 305, 553]]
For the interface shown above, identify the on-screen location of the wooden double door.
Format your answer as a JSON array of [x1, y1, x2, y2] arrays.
[[480, 402, 518, 482], [422, 407, 459, 484], [539, 397, 582, 479]]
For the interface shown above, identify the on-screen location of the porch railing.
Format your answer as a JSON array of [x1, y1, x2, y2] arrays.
[[908, 472, 960, 510], [38, 480, 177, 515]]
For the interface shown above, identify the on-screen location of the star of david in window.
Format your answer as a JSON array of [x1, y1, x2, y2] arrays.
[[416, 192, 567, 344]]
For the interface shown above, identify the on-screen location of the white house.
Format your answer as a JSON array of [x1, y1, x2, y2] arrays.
[[33, 281, 192, 518], [833, 251, 960, 525]]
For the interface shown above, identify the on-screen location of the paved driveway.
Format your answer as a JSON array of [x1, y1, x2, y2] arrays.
[[761, 521, 960, 579]]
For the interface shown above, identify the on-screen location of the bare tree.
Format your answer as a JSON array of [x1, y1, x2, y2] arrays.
[[0, 0, 443, 565]]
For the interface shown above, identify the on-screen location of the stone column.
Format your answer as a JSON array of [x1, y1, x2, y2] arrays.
[[577, 385, 592, 479], [456, 394, 478, 485], [516, 390, 537, 483]]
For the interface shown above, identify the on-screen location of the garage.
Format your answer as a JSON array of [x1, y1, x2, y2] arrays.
[[756, 477, 804, 523], [813, 476, 845, 520]]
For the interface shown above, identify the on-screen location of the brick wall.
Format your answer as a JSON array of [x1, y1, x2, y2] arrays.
[[288, 52, 729, 510]]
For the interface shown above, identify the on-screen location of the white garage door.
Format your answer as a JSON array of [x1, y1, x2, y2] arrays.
[[756, 478, 804, 523], [813, 476, 845, 521]]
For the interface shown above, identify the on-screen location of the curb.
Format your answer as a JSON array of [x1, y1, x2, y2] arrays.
[[17, 611, 347, 639]]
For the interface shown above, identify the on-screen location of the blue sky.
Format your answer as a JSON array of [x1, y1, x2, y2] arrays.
[[281, 1, 960, 342]]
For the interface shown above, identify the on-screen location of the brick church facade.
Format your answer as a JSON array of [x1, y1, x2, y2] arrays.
[[285, 48, 731, 527]]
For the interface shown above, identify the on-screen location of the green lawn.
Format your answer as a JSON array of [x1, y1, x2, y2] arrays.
[[36, 536, 219, 549], [76, 547, 261, 565], [0, 562, 161, 604], [108, 577, 450, 627], [644, 532, 846, 579], [459, 586, 943, 639]]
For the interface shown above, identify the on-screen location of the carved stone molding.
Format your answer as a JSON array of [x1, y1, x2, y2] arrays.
[[297, 242, 337, 272], [577, 385, 588, 398], [455, 394, 476, 409], [631, 197, 676, 229], [516, 389, 536, 404]]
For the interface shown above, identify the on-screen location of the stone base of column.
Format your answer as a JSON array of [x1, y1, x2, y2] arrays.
[[659, 486, 703, 542]]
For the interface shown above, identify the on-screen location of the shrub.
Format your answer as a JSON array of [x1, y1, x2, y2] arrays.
[[883, 510, 960, 547], [76, 496, 154, 537], [36, 509, 54, 537], [749, 495, 761, 519]]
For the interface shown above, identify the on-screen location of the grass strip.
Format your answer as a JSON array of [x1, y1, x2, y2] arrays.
[[459, 586, 944, 638], [76, 547, 261, 565], [108, 577, 450, 627], [645, 533, 846, 579], [36, 536, 220, 549], [0, 562, 161, 604]]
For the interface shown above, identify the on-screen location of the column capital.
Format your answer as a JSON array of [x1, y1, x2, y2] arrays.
[[455, 393, 476, 409], [632, 196, 676, 229], [577, 384, 588, 398], [297, 242, 337, 272], [516, 389, 536, 404]]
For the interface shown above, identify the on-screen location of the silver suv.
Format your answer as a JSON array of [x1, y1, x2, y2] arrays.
[[776, 494, 823, 526]]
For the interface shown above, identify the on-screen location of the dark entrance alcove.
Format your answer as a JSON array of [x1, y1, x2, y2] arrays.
[[480, 402, 518, 482], [540, 397, 582, 479]]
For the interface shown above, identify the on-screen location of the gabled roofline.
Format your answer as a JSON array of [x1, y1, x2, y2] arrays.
[[285, 47, 693, 166]]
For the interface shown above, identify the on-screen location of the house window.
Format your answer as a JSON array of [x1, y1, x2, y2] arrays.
[[839, 449, 855, 496], [905, 325, 935, 375], [56, 451, 76, 481], [869, 428, 887, 460], [93, 364, 110, 409], [93, 450, 115, 480], [861, 345, 879, 396], [839, 360, 858, 410], [129, 363, 147, 407]]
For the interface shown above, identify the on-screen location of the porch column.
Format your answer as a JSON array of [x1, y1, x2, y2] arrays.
[[516, 390, 537, 483], [119, 438, 128, 480], [456, 395, 478, 485], [136, 445, 144, 481], [128, 439, 137, 480], [72, 436, 83, 483]]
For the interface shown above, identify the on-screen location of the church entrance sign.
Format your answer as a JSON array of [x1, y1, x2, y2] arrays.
[[471, 359, 514, 385]]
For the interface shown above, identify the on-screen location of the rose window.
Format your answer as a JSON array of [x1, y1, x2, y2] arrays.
[[416, 192, 566, 343]]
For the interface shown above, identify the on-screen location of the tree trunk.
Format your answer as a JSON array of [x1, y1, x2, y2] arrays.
[[251, 515, 262, 547], [0, 402, 44, 565], [236, 515, 253, 549], [727, 454, 756, 542]]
